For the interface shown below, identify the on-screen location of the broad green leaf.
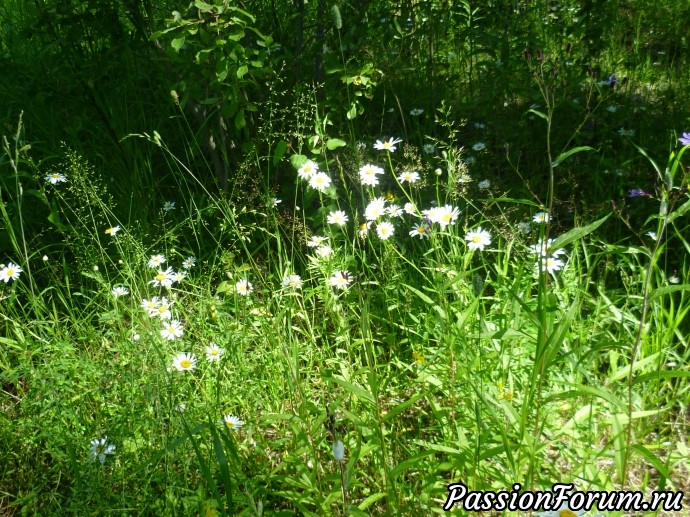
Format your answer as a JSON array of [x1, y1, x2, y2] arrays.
[[649, 284, 690, 301], [667, 198, 690, 224], [608, 352, 660, 382], [358, 493, 387, 510], [552, 146, 595, 167], [234, 110, 246, 130], [171, 35, 185, 52], [236, 65, 248, 79], [382, 393, 424, 423], [331, 377, 375, 404], [326, 138, 346, 150], [550, 213, 611, 252], [346, 103, 357, 120], [633, 370, 690, 385], [272, 140, 287, 166], [290, 154, 308, 169]]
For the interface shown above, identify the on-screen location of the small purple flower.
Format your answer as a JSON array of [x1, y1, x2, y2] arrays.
[[628, 188, 651, 198], [679, 132, 690, 146]]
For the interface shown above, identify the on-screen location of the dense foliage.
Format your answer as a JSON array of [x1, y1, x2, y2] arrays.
[[1, 0, 689, 515]]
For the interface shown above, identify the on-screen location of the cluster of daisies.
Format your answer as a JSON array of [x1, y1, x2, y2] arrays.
[[295, 137, 492, 250]]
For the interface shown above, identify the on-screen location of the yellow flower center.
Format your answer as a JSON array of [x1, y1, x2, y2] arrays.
[[156, 273, 166, 281], [226, 421, 235, 428], [472, 236, 482, 243], [180, 359, 191, 369], [7, 268, 14, 276]]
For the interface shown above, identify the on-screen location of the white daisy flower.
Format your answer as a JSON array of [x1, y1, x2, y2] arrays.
[[282, 274, 303, 290], [427, 205, 460, 230], [410, 108, 424, 116], [398, 171, 420, 184], [163, 201, 176, 212], [539, 256, 565, 274], [465, 227, 492, 251], [182, 256, 196, 269], [172, 271, 186, 284], [161, 320, 184, 340], [148, 254, 166, 268], [235, 279, 253, 296], [205, 343, 225, 362], [373, 137, 402, 152], [112, 286, 129, 298], [45, 172, 67, 185], [386, 205, 403, 218], [0, 262, 22, 283], [309, 172, 332, 191], [222, 414, 244, 431], [529, 238, 566, 258], [669, 275, 680, 284], [141, 297, 159, 314], [358, 221, 371, 237], [423, 143, 436, 154], [403, 202, 417, 215], [105, 226, 121, 236], [154, 297, 173, 320], [359, 164, 385, 186], [171, 351, 196, 371], [533, 212, 550, 224], [298, 160, 319, 180], [89, 437, 115, 464], [472, 142, 486, 151], [150, 267, 175, 288], [307, 235, 329, 248], [329, 270, 352, 290], [327, 210, 349, 226], [409, 223, 431, 239], [365, 197, 387, 221], [315, 245, 333, 258], [477, 179, 491, 190], [376, 221, 395, 240]]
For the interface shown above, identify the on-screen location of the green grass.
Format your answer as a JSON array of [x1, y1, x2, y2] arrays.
[[1, 1, 690, 515]]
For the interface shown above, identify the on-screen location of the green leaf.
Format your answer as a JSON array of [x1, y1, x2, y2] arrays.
[[236, 65, 248, 79], [382, 393, 424, 423], [667, 198, 690, 224], [358, 492, 387, 510], [326, 138, 346, 150], [331, 377, 375, 405], [346, 103, 357, 120], [234, 110, 246, 130], [649, 284, 690, 301], [551, 146, 595, 167], [550, 213, 611, 252], [272, 141, 287, 166], [290, 154, 309, 169], [527, 108, 547, 120], [171, 35, 185, 52], [633, 370, 690, 385]]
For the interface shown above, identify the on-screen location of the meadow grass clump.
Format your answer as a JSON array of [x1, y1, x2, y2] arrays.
[[1, 1, 690, 514]]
